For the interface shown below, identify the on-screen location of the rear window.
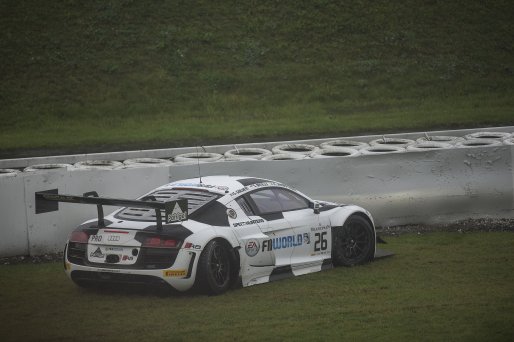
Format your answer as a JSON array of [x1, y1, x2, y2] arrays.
[[115, 189, 219, 221]]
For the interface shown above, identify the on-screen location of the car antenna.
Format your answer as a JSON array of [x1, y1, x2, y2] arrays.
[[196, 145, 203, 184]]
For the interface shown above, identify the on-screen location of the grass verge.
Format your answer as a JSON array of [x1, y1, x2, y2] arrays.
[[1, 1, 513, 155], [0, 232, 513, 341]]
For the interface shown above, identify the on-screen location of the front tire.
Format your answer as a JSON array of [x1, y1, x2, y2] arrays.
[[195, 240, 233, 295], [332, 215, 375, 267]]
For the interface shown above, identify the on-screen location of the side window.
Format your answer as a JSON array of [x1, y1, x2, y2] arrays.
[[248, 189, 282, 214], [236, 196, 254, 216], [275, 189, 309, 211]]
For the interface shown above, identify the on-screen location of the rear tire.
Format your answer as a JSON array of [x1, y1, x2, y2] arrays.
[[195, 240, 233, 295], [332, 215, 375, 267]]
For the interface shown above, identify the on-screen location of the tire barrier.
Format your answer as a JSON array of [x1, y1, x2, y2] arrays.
[[310, 148, 360, 158], [272, 143, 319, 155], [0, 169, 20, 177], [407, 142, 453, 152], [1, 127, 513, 257], [464, 131, 511, 140], [455, 139, 503, 148], [416, 135, 465, 144], [173, 152, 223, 164], [369, 137, 415, 147], [123, 158, 174, 168], [224, 148, 272, 160], [74, 160, 124, 170], [23, 164, 73, 172], [319, 139, 369, 150], [360, 146, 405, 154], [261, 153, 307, 161]]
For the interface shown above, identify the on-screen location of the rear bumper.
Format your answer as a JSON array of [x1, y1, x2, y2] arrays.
[[65, 245, 199, 292]]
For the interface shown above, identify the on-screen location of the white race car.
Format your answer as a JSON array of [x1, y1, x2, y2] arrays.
[[36, 175, 383, 295]]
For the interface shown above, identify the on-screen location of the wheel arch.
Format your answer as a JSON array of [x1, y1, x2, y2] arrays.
[[329, 205, 376, 232], [211, 236, 241, 282], [329, 206, 377, 260]]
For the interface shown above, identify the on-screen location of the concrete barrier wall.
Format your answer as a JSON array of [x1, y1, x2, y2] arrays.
[[1, 167, 171, 256], [170, 145, 514, 227], [0, 131, 513, 257]]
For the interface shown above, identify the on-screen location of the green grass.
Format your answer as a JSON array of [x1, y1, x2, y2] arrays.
[[1, 232, 513, 341], [1, 1, 513, 154]]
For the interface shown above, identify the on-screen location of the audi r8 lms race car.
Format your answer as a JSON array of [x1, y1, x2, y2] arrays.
[[36, 175, 384, 295]]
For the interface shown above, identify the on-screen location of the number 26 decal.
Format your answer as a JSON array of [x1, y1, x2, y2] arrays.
[[314, 232, 327, 251]]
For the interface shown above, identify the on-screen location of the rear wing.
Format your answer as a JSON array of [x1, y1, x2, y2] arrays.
[[35, 189, 188, 230]]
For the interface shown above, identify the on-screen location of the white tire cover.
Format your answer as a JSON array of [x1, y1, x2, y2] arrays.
[[360, 146, 405, 154], [407, 142, 453, 151], [416, 136, 465, 144], [503, 137, 514, 145], [320, 139, 369, 150], [261, 153, 306, 160], [123, 158, 173, 167], [456, 139, 503, 148], [224, 148, 272, 160], [174, 152, 223, 164], [24, 163, 73, 172], [0, 168, 20, 177], [464, 131, 511, 140], [310, 148, 360, 158], [272, 143, 319, 155], [74, 160, 123, 170], [369, 138, 415, 147]]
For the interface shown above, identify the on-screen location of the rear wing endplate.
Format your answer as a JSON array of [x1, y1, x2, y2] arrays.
[[35, 189, 188, 230]]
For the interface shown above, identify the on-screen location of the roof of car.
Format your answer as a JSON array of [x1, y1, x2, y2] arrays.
[[156, 175, 285, 196]]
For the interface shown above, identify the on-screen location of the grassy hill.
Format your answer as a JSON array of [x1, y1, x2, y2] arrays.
[[1, 0, 513, 155]]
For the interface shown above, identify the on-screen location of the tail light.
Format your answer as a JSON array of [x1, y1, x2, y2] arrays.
[[69, 231, 89, 243], [142, 237, 180, 248]]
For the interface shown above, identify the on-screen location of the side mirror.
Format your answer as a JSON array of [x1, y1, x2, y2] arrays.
[[313, 202, 321, 215]]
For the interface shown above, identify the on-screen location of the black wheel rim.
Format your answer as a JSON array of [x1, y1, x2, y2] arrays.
[[341, 221, 371, 261], [209, 244, 230, 287]]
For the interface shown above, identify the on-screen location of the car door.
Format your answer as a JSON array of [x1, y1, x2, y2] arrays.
[[226, 197, 275, 267], [274, 188, 332, 266], [245, 188, 296, 267]]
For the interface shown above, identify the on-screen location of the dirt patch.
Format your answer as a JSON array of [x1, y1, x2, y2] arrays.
[[376, 218, 514, 236]]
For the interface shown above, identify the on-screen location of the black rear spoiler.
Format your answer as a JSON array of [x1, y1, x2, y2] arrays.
[[35, 189, 188, 230]]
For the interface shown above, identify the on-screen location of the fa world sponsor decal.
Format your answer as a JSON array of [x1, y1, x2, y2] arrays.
[[262, 234, 306, 252]]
